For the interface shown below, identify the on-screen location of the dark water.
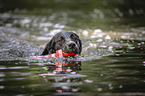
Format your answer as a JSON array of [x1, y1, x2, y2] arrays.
[[0, 0, 145, 96]]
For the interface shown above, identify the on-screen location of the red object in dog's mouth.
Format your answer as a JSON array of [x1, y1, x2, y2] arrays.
[[30, 49, 77, 60], [62, 51, 77, 57]]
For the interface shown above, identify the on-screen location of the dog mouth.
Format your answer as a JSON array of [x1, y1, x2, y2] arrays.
[[62, 48, 79, 54]]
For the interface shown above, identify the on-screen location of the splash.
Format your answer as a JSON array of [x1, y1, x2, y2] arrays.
[[78, 29, 114, 60]]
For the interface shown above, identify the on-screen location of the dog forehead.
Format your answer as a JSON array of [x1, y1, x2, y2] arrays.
[[62, 32, 72, 37], [54, 31, 78, 40], [59, 32, 74, 38]]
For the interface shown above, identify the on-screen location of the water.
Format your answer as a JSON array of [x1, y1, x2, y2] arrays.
[[0, 0, 145, 96]]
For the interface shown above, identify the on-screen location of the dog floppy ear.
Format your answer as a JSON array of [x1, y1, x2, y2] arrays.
[[78, 39, 82, 54], [41, 40, 56, 55]]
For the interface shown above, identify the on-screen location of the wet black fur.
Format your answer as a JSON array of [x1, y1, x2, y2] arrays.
[[42, 31, 82, 55]]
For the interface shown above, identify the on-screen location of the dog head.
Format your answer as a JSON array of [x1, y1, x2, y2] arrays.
[[42, 31, 82, 55]]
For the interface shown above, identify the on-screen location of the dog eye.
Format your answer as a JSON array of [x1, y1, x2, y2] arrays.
[[59, 39, 64, 43], [73, 37, 77, 40], [71, 34, 78, 40], [57, 37, 64, 43]]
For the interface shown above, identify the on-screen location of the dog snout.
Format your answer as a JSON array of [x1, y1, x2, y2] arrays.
[[63, 41, 79, 53], [67, 42, 76, 49]]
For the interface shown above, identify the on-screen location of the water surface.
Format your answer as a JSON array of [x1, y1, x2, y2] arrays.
[[0, 0, 145, 96]]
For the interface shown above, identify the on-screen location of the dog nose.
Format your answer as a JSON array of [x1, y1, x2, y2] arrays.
[[67, 42, 76, 49]]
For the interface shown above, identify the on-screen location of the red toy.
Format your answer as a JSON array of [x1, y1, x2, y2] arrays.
[[30, 49, 77, 60]]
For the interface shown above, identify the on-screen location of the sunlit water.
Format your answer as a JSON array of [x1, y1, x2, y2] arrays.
[[0, 9, 145, 96]]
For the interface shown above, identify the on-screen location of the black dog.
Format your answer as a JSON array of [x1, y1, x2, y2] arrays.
[[42, 31, 82, 55]]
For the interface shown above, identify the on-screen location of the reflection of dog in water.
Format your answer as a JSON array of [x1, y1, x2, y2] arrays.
[[46, 60, 81, 74], [43, 60, 82, 94]]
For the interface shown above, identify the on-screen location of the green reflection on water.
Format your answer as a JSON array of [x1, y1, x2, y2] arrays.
[[1, 0, 145, 30]]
